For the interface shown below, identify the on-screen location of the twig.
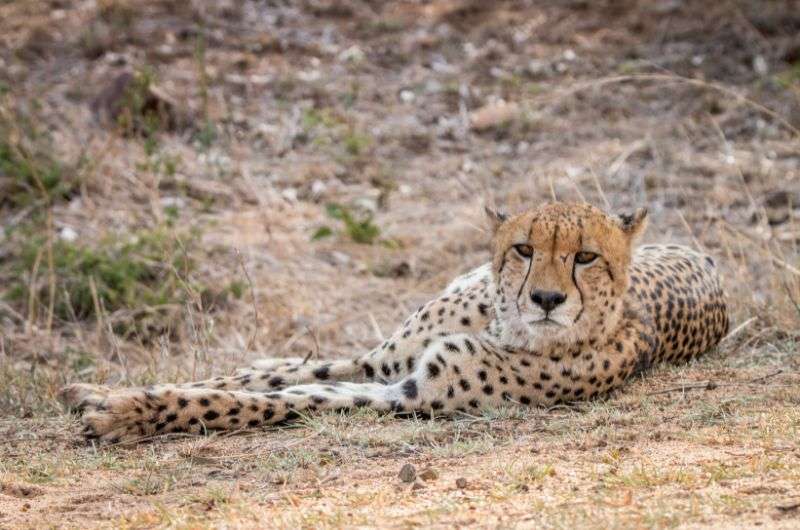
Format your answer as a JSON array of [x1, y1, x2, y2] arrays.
[[524, 73, 800, 138], [720, 316, 757, 343], [302, 326, 320, 364], [235, 248, 260, 350], [647, 369, 784, 396]]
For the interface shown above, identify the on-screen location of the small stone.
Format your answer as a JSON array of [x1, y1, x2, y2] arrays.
[[59, 226, 78, 242], [411, 481, 425, 491], [455, 477, 468, 489], [399, 463, 416, 483], [419, 467, 439, 481], [469, 100, 519, 131]]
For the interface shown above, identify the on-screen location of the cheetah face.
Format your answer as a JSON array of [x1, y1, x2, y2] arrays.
[[487, 203, 647, 350]]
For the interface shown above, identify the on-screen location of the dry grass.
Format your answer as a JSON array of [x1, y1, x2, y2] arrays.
[[1, 0, 799, 528]]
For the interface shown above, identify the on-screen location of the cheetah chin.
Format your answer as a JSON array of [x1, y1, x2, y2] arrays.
[[61, 202, 728, 444]]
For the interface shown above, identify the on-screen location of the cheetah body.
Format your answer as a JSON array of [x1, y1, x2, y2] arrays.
[[63, 203, 729, 443]]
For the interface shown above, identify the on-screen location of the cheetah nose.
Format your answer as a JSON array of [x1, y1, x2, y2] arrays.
[[531, 290, 567, 312]]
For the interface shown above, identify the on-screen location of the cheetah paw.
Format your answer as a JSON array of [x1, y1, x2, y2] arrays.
[[59, 383, 111, 414], [80, 391, 155, 445]]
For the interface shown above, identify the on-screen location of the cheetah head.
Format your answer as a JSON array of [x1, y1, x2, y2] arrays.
[[487, 202, 647, 352]]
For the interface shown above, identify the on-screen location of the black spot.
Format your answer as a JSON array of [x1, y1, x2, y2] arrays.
[[188, 417, 199, 425], [263, 408, 275, 420], [478, 370, 487, 381], [444, 342, 460, 353], [545, 390, 556, 399], [381, 364, 392, 377], [431, 400, 444, 410], [460, 317, 471, 327], [268, 377, 285, 388], [515, 376, 526, 386], [478, 303, 489, 315], [312, 395, 328, 404], [499, 376, 508, 385], [482, 385, 494, 395], [227, 408, 240, 416], [177, 398, 188, 408], [540, 372, 551, 381], [353, 397, 371, 407], [427, 362, 441, 379], [248, 419, 260, 427], [199, 398, 211, 407], [602, 359, 611, 370], [464, 339, 476, 354], [468, 399, 480, 409], [363, 364, 375, 378], [406, 357, 415, 371], [501, 391, 512, 401], [164, 413, 178, 423], [203, 410, 220, 421], [402, 379, 419, 399], [447, 386, 455, 398], [459, 379, 471, 391], [313, 365, 331, 380], [520, 396, 531, 405]]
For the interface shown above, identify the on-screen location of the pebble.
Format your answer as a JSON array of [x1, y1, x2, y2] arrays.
[[455, 477, 468, 489], [399, 463, 416, 483]]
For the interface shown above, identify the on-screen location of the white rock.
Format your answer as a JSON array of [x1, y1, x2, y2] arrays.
[[339, 46, 365, 63], [311, 179, 327, 198], [59, 227, 78, 242], [282, 188, 298, 202], [753, 55, 768, 76], [400, 90, 416, 103]]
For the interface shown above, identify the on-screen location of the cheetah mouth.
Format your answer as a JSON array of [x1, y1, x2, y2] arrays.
[[529, 318, 565, 328]]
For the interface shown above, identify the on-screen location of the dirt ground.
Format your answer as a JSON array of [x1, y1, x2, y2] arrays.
[[1, 1, 799, 528]]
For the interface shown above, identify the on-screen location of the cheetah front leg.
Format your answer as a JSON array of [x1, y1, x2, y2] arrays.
[[73, 334, 510, 444]]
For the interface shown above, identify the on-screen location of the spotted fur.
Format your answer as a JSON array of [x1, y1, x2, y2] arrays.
[[61, 203, 729, 444]]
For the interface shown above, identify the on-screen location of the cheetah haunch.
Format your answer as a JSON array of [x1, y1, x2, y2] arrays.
[[62, 202, 729, 444]]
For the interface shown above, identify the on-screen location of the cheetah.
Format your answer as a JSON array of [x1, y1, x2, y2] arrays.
[[61, 202, 729, 444]]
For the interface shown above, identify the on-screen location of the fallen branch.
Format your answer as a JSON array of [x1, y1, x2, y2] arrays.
[[646, 370, 784, 396]]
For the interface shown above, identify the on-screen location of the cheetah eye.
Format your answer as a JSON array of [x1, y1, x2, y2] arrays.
[[575, 251, 598, 264], [513, 244, 534, 258]]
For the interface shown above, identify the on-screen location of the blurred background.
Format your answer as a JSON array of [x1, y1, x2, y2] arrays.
[[1, 0, 799, 415]]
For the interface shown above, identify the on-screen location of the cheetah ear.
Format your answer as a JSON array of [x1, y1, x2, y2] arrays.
[[485, 206, 509, 233], [615, 207, 648, 241]]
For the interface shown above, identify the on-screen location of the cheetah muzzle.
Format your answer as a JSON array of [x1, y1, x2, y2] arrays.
[[61, 202, 729, 444]]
